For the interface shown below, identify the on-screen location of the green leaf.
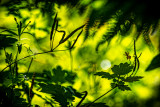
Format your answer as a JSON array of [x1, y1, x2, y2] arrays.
[[61, 24, 85, 43], [52, 66, 66, 83], [3, 29, 18, 36], [18, 21, 22, 36], [17, 43, 22, 54], [123, 76, 143, 82], [39, 83, 79, 106], [111, 83, 117, 88], [70, 29, 83, 49], [146, 54, 160, 71], [57, 30, 66, 44], [0, 34, 18, 49], [22, 32, 33, 36], [50, 13, 57, 50], [94, 72, 113, 79], [118, 85, 131, 91], [5, 52, 12, 63], [3, 79, 12, 87], [111, 62, 133, 75]]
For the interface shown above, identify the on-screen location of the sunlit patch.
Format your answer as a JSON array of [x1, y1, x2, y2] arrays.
[[134, 85, 152, 99], [100, 59, 111, 70], [91, 0, 106, 9]]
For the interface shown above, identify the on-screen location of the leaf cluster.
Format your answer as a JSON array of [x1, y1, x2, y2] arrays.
[[0, 15, 85, 106], [95, 62, 143, 91]]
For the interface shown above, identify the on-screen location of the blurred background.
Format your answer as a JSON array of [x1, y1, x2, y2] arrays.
[[0, 0, 160, 107]]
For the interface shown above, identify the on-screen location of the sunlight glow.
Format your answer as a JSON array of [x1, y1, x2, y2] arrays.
[[100, 59, 111, 70], [134, 85, 152, 99]]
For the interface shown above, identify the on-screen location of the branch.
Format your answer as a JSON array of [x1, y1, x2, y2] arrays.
[[0, 48, 69, 72], [86, 85, 117, 107]]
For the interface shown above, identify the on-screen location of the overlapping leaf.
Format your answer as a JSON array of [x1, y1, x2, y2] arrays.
[[123, 76, 143, 82], [146, 53, 160, 71], [111, 62, 133, 75], [0, 34, 18, 49], [118, 85, 131, 91], [94, 72, 113, 79], [38, 83, 82, 106]]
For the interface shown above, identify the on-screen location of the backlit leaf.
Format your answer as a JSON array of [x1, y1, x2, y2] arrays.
[[57, 30, 66, 44], [118, 85, 131, 91], [123, 76, 143, 82], [111, 62, 133, 75], [0, 34, 18, 49], [94, 72, 113, 79], [146, 54, 160, 71], [17, 43, 22, 54], [70, 29, 83, 49], [61, 24, 85, 43]]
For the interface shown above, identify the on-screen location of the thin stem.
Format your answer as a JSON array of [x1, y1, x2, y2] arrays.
[[1, 48, 69, 72], [27, 57, 33, 73], [69, 49, 73, 72], [86, 86, 117, 107], [76, 91, 88, 107]]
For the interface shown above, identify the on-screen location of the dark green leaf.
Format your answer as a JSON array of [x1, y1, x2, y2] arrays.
[[123, 76, 143, 82], [22, 32, 33, 36], [18, 21, 22, 36], [94, 72, 113, 79], [111, 83, 117, 88], [14, 17, 18, 25], [80, 103, 109, 107], [118, 85, 131, 91], [146, 54, 160, 71], [70, 29, 83, 49], [5, 52, 12, 63], [52, 66, 66, 83], [61, 24, 85, 43], [119, 81, 125, 85], [2, 29, 18, 36], [111, 62, 133, 75], [39, 83, 78, 106], [55, 20, 58, 30], [17, 43, 22, 54], [0, 34, 18, 49], [57, 30, 66, 44], [3, 79, 12, 87], [50, 13, 57, 50]]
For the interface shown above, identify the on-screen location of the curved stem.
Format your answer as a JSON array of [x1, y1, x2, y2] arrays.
[[0, 48, 69, 72], [86, 86, 117, 107]]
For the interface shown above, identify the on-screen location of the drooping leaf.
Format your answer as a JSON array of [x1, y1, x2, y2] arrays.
[[50, 13, 57, 50], [5, 52, 12, 63], [21, 21, 31, 34], [118, 85, 131, 91], [17, 43, 22, 54], [146, 54, 160, 71], [111, 83, 117, 88], [94, 72, 113, 79], [123, 76, 143, 82], [70, 29, 83, 49], [111, 62, 133, 75], [57, 30, 66, 44], [50, 13, 57, 41], [2, 29, 18, 36], [18, 21, 22, 36], [60, 24, 85, 43], [0, 34, 18, 49]]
